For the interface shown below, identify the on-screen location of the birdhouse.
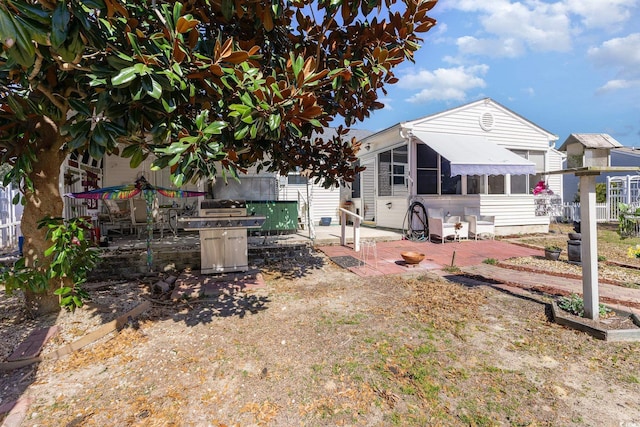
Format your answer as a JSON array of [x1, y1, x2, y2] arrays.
[[558, 134, 621, 169]]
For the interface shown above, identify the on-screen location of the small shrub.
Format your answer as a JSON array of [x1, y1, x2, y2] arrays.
[[597, 255, 606, 262], [545, 245, 561, 252], [557, 293, 611, 317], [482, 258, 498, 265]]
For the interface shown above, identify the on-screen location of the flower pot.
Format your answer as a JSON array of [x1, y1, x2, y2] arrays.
[[401, 251, 425, 264], [545, 249, 561, 261]]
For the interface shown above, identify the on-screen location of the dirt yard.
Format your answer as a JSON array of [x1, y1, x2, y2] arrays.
[[2, 241, 640, 426]]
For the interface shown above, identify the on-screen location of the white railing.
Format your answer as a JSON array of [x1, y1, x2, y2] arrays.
[[297, 189, 315, 240], [339, 208, 364, 252], [559, 202, 613, 223], [0, 184, 22, 250]]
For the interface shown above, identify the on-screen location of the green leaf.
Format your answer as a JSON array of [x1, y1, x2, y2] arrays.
[[267, 114, 281, 131], [53, 286, 73, 296], [10, 1, 50, 24], [121, 145, 141, 158], [234, 126, 249, 140], [148, 78, 162, 99], [203, 121, 227, 135], [161, 98, 176, 113], [221, 0, 234, 20], [92, 121, 108, 146], [291, 53, 303, 78], [51, 1, 70, 49], [195, 110, 208, 129], [88, 140, 106, 158], [130, 148, 144, 168], [14, 15, 50, 46], [111, 66, 139, 86], [6, 96, 26, 121], [68, 98, 92, 116], [4, 11, 36, 67], [82, 0, 106, 9]]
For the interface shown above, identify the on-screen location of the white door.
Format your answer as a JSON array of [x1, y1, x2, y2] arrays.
[[362, 159, 376, 222]]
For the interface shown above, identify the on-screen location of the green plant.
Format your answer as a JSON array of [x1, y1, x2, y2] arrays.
[[1, 217, 100, 311], [597, 255, 606, 262], [545, 245, 561, 252], [482, 258, 498, 265], [557, 294, 611, 317], [618, 203, 640, 238]]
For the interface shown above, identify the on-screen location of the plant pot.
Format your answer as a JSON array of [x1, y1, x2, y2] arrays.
[[545, 249, 561, 261], [401, 251, 425, 264]]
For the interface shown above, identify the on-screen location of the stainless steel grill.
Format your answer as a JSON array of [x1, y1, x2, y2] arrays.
[[179, 200, 265, 274]]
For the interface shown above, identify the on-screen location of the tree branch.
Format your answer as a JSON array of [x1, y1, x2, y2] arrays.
[[28, 49, 44, 81], [34, 84, 67, 114]]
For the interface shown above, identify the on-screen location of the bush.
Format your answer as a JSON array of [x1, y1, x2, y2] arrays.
[[558, 294, 611, 317]]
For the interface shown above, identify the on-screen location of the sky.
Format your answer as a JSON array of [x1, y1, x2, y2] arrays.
[[358, 0, 640, 147]]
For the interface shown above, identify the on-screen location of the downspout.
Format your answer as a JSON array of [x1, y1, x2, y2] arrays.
[[400, 126, 416, 205]]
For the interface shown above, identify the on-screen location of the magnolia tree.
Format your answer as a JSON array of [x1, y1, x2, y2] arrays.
[[0, 0, 437, 315]]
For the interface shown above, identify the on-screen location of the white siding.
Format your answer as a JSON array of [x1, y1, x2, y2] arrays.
[[103, 153, 201, 207], [409, 100, 555, 152], [546, 149, 564, 200], [374, 196, 410, 229]]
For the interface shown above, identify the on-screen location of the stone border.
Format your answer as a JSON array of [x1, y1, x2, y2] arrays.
[[551, 301, 640, 341]]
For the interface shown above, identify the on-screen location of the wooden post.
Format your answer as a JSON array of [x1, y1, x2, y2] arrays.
[[579, 173, 599, 320]]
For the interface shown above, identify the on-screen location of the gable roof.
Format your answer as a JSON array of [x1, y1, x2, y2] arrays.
[[558, 133, 622, 151], [404, 98, 558, 140]]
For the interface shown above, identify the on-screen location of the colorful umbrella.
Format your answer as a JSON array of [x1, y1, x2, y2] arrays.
[[65, 176, 206, 270]]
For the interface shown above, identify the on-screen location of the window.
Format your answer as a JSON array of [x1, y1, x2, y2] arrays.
[[440, 159, 461, 195], [416, 144, 438, 194], [416, 143, 460, 195], [488, 175, 505, 194], [378, 145, 408, 196], [287, 173, 308, 185], [510, 150, 545, 194], [467, 175, 484, 194], [351, 161, 361, 198]]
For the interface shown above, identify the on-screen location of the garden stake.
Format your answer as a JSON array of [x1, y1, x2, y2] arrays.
[[451, 250, 456, 267]]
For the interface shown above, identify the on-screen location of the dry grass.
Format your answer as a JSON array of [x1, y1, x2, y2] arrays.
[[3, 224, 640, 426]]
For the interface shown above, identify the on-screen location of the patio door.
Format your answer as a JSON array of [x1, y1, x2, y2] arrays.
[[362, 159, 376, 222]]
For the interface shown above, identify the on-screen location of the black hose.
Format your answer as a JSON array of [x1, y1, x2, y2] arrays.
[[402, 200, 428, 241]]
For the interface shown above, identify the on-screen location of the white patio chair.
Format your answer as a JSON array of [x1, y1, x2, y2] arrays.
[[427, 208, 466, 243], [464, 207, 495, 240]]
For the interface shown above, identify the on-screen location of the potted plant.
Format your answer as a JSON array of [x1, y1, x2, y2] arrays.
[[544, 245, 562, 261]]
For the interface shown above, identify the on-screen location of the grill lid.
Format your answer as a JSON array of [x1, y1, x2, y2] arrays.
[[200, 199, 246, 209]]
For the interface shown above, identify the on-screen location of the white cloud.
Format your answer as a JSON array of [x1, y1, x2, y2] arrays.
[[446, 0, 573, 57], [596, 79, 640, 94], [446, 0, 637, 59], [457, 36, 525, 58], [398, 65, 489, 103], [565, 0, 637, 29], [588, 33, 640, 78], [523, 87, 535, 96]]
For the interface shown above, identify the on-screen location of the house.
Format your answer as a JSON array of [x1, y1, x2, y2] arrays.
[[82, 128, 373, 232], [344, 98, 564, 236], [208, 128, 373, 229]]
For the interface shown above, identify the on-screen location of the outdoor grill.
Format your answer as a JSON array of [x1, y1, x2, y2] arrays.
[[179, 199, 265, 274]]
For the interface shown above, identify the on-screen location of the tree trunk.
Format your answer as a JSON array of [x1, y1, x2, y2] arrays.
[[21, 120, 67, 317]]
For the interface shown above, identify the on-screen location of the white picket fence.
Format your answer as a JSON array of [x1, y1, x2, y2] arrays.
[[0, 184, 22, 251], [554, 202, 611, 223]]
